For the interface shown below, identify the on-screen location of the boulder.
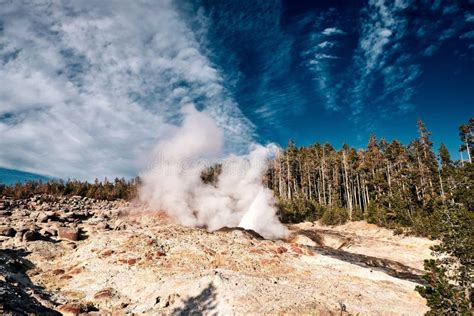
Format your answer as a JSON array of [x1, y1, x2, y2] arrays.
[[0, 226, 16, 237], [95, 222, 110, 230], [60, 212, 74, 221], [40, 226, 58, 237], [290, 234, 317, 247], [57, 304, 81, 316], [58, 227, 79, 241], [93, 287, 115, 300], [113, 220, 127, 230], [22, 229, 42, 242], [37, 213, 49, 223]]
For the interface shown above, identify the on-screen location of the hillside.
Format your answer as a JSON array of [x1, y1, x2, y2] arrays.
[[0, 168, 50, 185], [0, 195, 435, 315]]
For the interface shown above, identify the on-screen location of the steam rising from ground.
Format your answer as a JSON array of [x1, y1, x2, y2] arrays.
[[139, 105, 288, 239]]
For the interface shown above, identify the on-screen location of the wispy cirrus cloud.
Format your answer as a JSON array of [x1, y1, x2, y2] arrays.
[[460, 30, 474, 39], [348, 0, 470, 120], [181, 0, 305, 131], [305, 32, 343, 111], [349, 0, 407, 117], [302, 6, 349, 112], [442, 4, 460, 15], [317, 41, 337, 49], [466, 13, 474, 23], [322, 27, 346, 36], [422, 44, 438, 56], [0, 0, 255, 179]]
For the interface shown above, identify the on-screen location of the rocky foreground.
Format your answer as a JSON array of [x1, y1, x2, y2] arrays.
[[0, 195, 435, 315]]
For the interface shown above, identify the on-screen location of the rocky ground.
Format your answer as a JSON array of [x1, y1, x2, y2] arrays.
[[0, 195, 436, 315]]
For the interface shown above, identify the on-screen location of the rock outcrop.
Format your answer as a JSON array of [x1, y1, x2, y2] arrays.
[[0, 194, 434, 315]]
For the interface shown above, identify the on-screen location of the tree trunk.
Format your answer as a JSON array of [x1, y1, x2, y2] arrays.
[[286, 153, 292, 200], [465, 135, 472, 163], [357, 174, 363, 211], [438, 168, 445, 201], [320, 164, 326, 205], [342, 151, 353, 219]]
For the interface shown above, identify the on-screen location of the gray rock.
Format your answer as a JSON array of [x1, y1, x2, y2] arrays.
[[113, 220, 127, 230], [29, 212, 39, 220], [0, 226, 16, 237], [96, 222, 110, 230], [40, 226, 57, 237], [22, 229, 41, 242], [59, 212, 74, 221], [37, 213, 49, 223]]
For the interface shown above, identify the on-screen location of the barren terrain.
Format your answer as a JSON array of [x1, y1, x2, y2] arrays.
[[0, 195, 436, 315]]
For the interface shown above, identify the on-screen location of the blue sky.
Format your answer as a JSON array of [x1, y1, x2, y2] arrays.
[[186, 0, 474, 151], [0, 0, 473, 180]]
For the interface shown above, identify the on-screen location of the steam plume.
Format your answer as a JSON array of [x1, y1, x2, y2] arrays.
[[139, 105, 288, 239]]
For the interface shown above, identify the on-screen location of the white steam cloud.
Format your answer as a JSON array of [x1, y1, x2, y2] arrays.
[[139, 105, 288, 239]]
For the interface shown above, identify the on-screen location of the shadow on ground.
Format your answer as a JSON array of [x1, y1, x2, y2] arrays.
[[172, 282, 218, 316], [0, 248, 60, 315], [293, 228, 426, 283], [308, 245, 426, 283]]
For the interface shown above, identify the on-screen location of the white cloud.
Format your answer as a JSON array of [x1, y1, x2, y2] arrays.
[[357, 0, 401, 75], [394, 0, 411, 10], [317, 41, 336, 48], [440, 26, 458, 41], [379, 29, 393, 37], [379, 63, 421, 103], [305, 23, 343, 111], [0, 0, 255, 179], [322, 27, 346, 36], [310, 54, 340, 61], [460, 30, 474, 39], [351, 0, 470, 119], [423, 44, 439, 56], [466, 13, 474, 23], [349, 0, 402, 116], [442, 4, 459, 15]]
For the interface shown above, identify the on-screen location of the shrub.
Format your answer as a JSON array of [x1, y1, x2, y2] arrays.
[[277, 198, 322, 223], [320, 206, 349, 226], [416, 204, 473, 314], [365, 202, 386, 226], [351, 207, 364, 221]]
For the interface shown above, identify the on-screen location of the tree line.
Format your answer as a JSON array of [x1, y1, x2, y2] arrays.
[[267, 119, 473, 232], [0, 177, 140, 201]]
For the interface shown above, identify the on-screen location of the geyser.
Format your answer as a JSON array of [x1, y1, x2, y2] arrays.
[[139, 105, 288, 239]]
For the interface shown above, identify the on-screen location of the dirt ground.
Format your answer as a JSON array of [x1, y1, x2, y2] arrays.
[[0, 196, 436, 315]]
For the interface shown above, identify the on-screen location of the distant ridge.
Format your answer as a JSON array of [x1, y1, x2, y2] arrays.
[[0, 167, 50, 185]]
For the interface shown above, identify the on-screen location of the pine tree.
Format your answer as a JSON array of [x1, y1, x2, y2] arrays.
[[438, 143, 452, 168], [416, 204, 473, 314], [459, 119, 473, 163], [414, 119, 440, 204]]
